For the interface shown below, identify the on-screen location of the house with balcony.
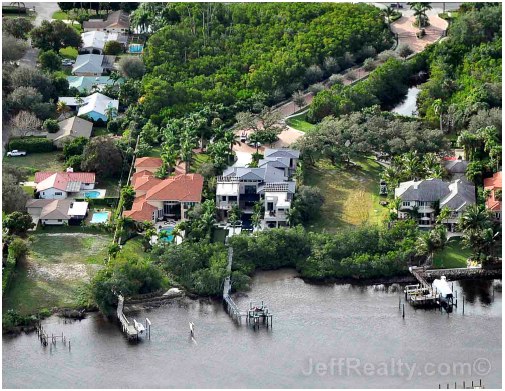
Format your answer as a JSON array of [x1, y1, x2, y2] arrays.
[[123, 158, 203, 223], [395, 178, 476, 231], [484, 171, 502, 221], [216, 148, 299, 228]]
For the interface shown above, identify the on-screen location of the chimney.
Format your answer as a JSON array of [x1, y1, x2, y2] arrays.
[[66, 167, 74, 172]]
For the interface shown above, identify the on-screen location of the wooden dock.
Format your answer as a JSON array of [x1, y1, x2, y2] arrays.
[[404, 267, 439, 307], [117, 295, 142, 340], [222, 247, 273, 327]]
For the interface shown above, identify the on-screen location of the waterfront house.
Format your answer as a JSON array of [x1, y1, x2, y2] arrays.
[[83, 10, 130, 34], [26, 199, 88, 226], [67, 76, 123, 93], [59, 93, 119, 122], [484, 171, 502, 221], [47, 116, 93, 148], [35, 171, 96, 199], [395, 178, 476, 231], [216, 148, 298, 228], [123, 158, 204, 223]]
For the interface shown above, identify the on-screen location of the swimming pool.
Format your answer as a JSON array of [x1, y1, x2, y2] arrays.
[[83, 191, 101, 199], [160, 227, 174, 242], [129, 44, 143, 54], [90, 211, 110, 224]]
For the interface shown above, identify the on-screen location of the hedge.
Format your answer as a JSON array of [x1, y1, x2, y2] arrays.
[[8, 137, 55, 153], [2, 6, 27, 14]]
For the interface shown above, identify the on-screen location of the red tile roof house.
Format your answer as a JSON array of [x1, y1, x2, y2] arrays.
[[123, 158, 204, 223], [484, 171, 502, 221], [35, 171, 96, 199]]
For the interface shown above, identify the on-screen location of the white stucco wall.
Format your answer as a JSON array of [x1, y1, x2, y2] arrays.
[[39, 188, 68, 199]]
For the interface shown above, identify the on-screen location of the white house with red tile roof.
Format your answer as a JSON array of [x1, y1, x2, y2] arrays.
[[484, 171, 502, 221], [124, 173, 204, 222], [35, 171, 96, 199]]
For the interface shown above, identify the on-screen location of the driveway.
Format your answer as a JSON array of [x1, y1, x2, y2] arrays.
[[19, 2, 60, 68], [391, 14, 448, 53]]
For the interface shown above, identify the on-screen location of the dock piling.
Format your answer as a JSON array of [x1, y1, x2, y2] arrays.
[[402, 303, 405, 318]]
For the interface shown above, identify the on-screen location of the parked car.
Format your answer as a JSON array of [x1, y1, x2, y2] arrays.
[[61, 59, 74, 66], [6, 150, 27, 157]]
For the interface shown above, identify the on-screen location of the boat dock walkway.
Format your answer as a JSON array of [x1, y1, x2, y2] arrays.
[[222, 247, 273, 327], [117, 294, 143, 340], [404, 267, 439, 307]]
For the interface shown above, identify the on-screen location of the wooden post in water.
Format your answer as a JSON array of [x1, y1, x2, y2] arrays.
[[463, 381, 465, 389], [462, 296, 465, 315], [402, 303, 405, 318], [68, 339, 71, 351], [399, 296, 401, 309]]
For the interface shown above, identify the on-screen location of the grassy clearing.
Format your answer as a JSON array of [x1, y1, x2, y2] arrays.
[[59, 46, 78, 60], [286, 112, 316, 132], [92, 127, 109, 137], [51, 10, 68, 20], [98, 178, 120, 198], [433, 238, 472, 269], [4, 152, 65, 180], [121, 236, 150, 259], [304, 157, 389, 233], [3, 231, 112, 315], [192, 153, 211, 172]]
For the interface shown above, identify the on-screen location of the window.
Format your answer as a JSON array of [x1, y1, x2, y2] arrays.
[[55, 192, 63, 196], [402, 201, 410, 207], [228, 196, 237, 202], [57, 219, 62, 222]]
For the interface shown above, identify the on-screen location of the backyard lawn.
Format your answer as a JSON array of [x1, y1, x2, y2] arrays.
[[2, 231, 112, 315], [4, 152, 65, 180], [433, 238, 471, 269], [59, 46, 78, 60], [304, 157, 389, 232], [286, 112, 316, 132]]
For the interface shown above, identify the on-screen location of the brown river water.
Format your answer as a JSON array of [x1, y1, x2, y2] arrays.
[[2, 270, 502, 388]]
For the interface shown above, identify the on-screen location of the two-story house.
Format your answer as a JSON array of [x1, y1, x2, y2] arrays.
[[484, 171, 502, 221], [395, 178, 476, 231], [123, 158, 203, 223], [35, 171, 96, 199], [216, 148, 299, 228]]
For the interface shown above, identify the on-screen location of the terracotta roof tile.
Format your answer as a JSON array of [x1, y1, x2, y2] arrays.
[[146, 174, 203, 202], [134, 157, 163, 169]]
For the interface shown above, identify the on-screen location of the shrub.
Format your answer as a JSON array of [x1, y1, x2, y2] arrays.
[[43, 118, 60, 133], [103, 40, 123, 55], [363, 57, 377, 71], [397, 44, 414, 59], [8, 136, 55, 153]]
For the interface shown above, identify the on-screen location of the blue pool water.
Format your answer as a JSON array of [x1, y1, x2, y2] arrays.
[[83, 191, 101, 199], [90, 212, 110, 224], [129, 44, 143, 53], [160, 227, 174, 242]]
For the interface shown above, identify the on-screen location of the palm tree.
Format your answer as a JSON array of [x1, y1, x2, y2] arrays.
[[222, 130, 240, 164], [251, 201, 263, 230], [285, 207, 300, 227], [179, 130, 197, 174], [459, 204, 492, 232], [436, 206, 451, 225], [105, 105, 118, 122], [432, 99, 444, 132], [402, 151, 422, 180], [160, 143, 178, 176], [415, 231, 437, 265], [382, 6, 395, 27], [56, 101, 70, 116], [457, 131, 479, 160]]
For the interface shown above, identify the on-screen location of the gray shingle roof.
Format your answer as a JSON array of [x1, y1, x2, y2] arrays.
[[444, 159, 469, 174], [395, 178, 475, 210], [264, 148, 300, 159]]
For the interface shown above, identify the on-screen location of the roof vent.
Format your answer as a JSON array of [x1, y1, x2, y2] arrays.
[[66, 167, 74, 172]]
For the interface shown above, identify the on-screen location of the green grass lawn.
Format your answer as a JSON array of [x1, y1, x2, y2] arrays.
[[98, 177, 120, 198], [192, 152, 211, 172], [286, 112, 316, 132], [59, 46, 78, 60], [4, 152, 65, 181], [433, 238, 472, 269], [121, 236, 150, 259], [51, 10, 68, 20], [3, 231, 112, 315], [304, 157, 389, 232], [92, 127, 109, 137]]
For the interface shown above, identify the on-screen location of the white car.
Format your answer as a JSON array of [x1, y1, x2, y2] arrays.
[[6, 150, 27, 157]]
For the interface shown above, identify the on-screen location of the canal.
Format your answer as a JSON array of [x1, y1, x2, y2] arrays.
[[2, 270, 502, 388], [391, 86, 421, 117]]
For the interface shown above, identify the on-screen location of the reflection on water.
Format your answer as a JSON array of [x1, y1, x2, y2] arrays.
[[391, 86, 420, 116], [2, 271, 502, 389]]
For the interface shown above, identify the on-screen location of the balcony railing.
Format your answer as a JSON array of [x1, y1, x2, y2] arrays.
[[218, 201, 237, 210]]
